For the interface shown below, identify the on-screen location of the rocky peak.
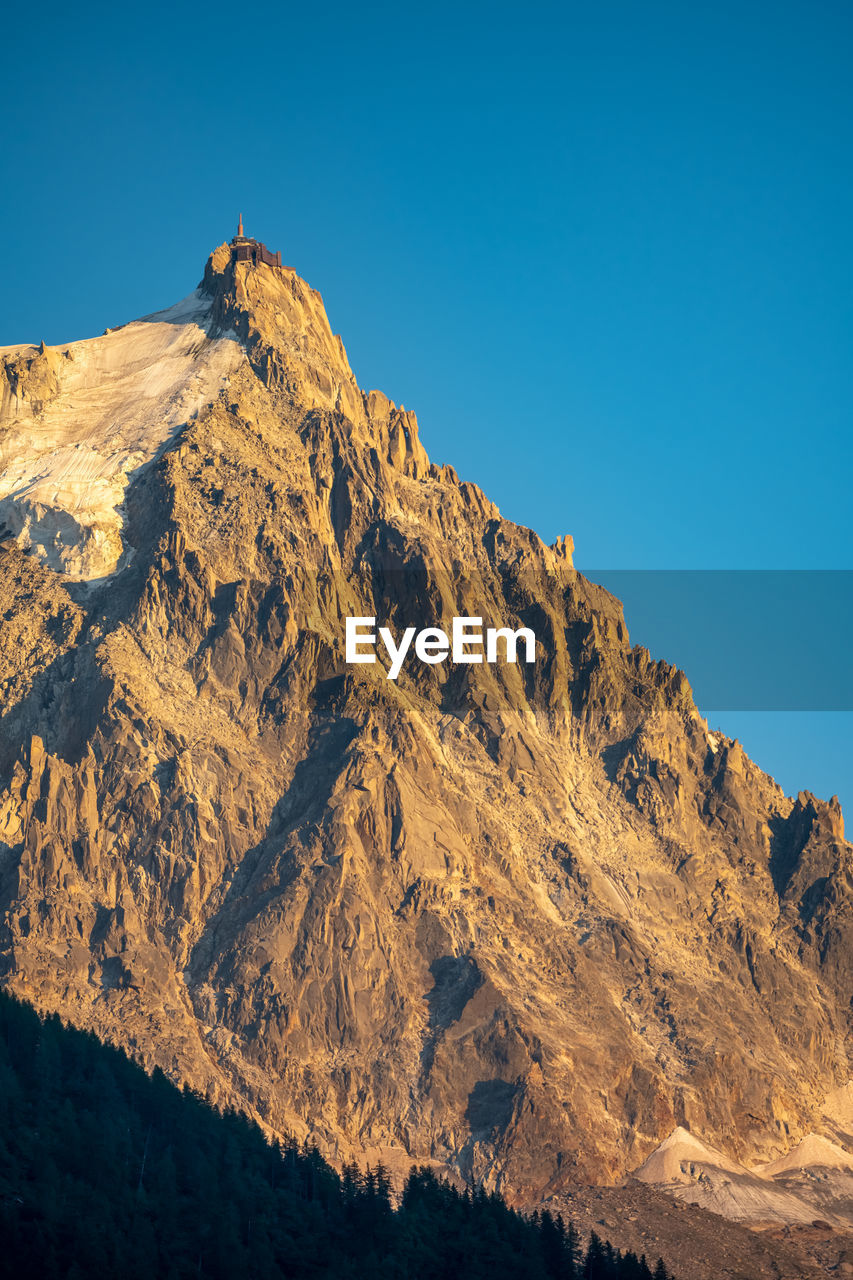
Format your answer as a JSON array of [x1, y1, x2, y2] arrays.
[[0, 240, 850, 1209], [200, 240, 432, 484]]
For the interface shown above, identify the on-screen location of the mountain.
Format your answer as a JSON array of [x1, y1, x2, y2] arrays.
[[0, 231, 852, 1208]]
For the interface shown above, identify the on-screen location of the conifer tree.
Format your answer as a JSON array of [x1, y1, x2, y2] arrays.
[[0, 989, 679, 1280]]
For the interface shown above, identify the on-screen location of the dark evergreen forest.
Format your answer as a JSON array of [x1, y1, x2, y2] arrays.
[[0, 990, 676, 1280]]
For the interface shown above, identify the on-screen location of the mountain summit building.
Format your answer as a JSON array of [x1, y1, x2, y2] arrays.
[[230, 214, 282, 269]]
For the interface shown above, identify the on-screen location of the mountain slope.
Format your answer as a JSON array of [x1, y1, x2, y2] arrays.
[[0, 237, 851, 1203]]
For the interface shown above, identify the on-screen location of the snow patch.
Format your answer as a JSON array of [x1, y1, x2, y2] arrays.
[[633, 1126, 827, 1226], [0, 290, 245, 581], [757, 1133, 853, 1177], [635, 1125, 745, 1181]]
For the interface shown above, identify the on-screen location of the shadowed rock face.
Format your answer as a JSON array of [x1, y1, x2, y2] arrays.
[[0, 245, 851, 1203]]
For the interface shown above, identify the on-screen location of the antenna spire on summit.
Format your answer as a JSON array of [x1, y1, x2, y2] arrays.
[[229, 224, 282, 270]]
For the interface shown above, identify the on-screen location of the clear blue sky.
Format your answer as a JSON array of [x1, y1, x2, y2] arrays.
[[2, 0, 850, 815]]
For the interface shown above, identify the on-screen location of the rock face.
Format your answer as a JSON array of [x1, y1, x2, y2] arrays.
[[0, 240, 851, 1204]]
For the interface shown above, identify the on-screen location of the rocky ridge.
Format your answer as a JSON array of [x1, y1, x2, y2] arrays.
[[0, 240, 851, 1210]]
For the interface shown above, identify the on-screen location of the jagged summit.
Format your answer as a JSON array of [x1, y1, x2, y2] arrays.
[[0, 233, 435, 580]]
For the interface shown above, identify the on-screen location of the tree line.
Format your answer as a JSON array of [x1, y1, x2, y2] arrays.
[[0, 990, 676, 1279]]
